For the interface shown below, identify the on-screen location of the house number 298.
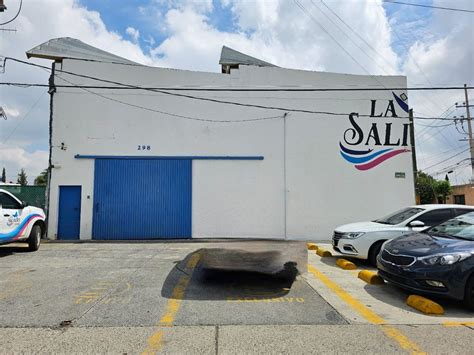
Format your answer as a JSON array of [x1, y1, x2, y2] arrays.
[[137, 145, 151, 151]]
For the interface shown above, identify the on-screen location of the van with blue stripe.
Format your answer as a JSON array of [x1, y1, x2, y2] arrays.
[[0, 188, 46, 251]]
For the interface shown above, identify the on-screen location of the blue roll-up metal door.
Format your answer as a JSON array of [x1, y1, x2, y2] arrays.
[[92, 159, 192, 239]]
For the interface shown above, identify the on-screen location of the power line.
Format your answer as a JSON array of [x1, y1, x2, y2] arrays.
[[422, 148, 470, 171], [415, 121, 452, 128], [309, 0, 393, 76], [327, 0, 450, 118], [1, 57, 470, 120], [384, 0, 474, 13], [54, 73, 285, 124], [1, 81, 473, 92], [293, 0, 388, 84], [374, 1, 454, 115], [0, 0, 22, 26], [1, 90, 46, 144]]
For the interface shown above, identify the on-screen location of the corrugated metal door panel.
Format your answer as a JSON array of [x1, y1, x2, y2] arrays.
[[57, 186, 81, 240], [92, 159, 192, 239]]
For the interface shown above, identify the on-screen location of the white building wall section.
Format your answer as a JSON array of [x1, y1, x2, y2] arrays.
[[47, 59, 414, 240]]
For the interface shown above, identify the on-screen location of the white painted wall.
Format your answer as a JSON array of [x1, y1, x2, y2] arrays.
[[47, 59, 414, 240]]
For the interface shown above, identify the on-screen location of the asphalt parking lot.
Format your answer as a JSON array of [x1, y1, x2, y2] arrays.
[[0, 241, 473, 354]]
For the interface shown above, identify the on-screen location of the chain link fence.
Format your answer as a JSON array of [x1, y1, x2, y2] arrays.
[[1, 185, 46, 210]]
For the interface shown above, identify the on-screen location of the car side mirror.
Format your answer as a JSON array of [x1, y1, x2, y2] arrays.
[[21, 201, 29, 208], [409, 220, 425, 228]]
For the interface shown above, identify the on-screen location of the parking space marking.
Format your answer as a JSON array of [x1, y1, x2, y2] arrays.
[[75, 280, 133, 305], [142, 252, 201, 355], [226, 297, 305, 303], [443, 322, 474, 327], [308, 264, 425, 354]]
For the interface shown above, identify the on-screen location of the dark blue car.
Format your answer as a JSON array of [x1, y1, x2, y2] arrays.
[[377, 212, 474, 310]]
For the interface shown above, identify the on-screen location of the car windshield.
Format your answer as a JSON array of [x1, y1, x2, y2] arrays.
[[429, 212, 474, 241], [374, 207, 424, 225]]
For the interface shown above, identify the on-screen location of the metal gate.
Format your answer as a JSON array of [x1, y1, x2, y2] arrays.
[[92, 159, 192, 239]]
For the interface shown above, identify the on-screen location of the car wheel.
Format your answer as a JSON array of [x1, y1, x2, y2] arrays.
[[464, 274, 474, 311], [27, 225, 41, 252], [368, 241, 384, 267]]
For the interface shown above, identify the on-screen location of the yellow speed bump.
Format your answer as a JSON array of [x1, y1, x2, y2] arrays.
[[336, 258, 357, 270], [316, 248, 332, 257], [307, 243, 319, 251], [406, 295, 444, 315], [358, 270, 384, 285]]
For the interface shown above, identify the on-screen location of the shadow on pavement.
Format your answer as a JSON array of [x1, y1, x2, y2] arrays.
[[161, 249, 298, 301], [363, 282, 473, 317], [0, 244, 30, 258]]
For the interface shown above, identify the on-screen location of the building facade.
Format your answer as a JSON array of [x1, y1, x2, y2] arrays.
[[447, 184, 474, 205], [28, 38, 415, 241]]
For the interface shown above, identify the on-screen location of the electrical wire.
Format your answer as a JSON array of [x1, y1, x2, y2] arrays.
[[422, 148, 470, 171], [309, 0, 393, 76], [0, 0, 22, 26], [1, 90, 46, 145], [2, 81, 472, 92], [293, 0, 392, 88], [54, 73, 286, 123], [374, 1, 455, 115], [1, 57, 470, 120], [384, 0, 474, 13]]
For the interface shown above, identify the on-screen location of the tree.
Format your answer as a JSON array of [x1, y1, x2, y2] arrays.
[[415, 171, 453, 204], [17, 168, 28, 186], [1, 167, 5, 183], [34, 169, 48, 186], [434, 180, 452, 204], [415, 171, 436, 204]]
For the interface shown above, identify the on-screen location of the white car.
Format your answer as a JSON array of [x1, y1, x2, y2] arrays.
[[0, 189, 46, 251], [332, 204, 474, 266]]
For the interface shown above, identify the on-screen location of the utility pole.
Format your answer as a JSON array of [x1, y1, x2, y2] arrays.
[[457, 84, 474, 182], [408, 108, 418, 203]]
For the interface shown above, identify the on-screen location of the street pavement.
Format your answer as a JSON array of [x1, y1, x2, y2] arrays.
[[0, 241, 472, 354]]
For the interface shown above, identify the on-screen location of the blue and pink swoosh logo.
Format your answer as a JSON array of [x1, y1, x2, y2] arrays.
[[339, 142, 410, 171]]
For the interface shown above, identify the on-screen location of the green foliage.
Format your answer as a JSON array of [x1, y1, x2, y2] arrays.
[[415, 171, 452, 204], [34, 169, 48, 186], [415, 171, 436, 204], [1, 167, 5, 183], [17, 168, 28, 186], [434, 180, 453, 204]]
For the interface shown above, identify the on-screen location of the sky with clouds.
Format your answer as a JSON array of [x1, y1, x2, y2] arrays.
[[0, 0, 473, 185]]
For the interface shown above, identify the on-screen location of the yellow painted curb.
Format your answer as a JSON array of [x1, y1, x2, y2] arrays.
[[406, 295, 444, 315], [316, 248, 332, 257], [307, 243, 319, 251], [358, 270, 384, 285], [336, 258, 357, 270]]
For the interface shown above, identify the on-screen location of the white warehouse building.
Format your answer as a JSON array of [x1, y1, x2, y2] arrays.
[[27, 38, 415, 241]]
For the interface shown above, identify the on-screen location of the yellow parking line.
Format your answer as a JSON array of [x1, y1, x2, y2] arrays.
[[142, 253, 201, 355], [443, 322, 474, 327], [308, 264, 425, 355]]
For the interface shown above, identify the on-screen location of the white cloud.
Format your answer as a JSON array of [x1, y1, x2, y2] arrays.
[[402, 0, 474, 184], [2, 106, 20, 118], [0, 146, 48, 182], [126, 26, 140, 42]]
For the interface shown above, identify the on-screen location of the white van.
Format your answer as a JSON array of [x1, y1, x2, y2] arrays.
[[0, 189, 46, 251]]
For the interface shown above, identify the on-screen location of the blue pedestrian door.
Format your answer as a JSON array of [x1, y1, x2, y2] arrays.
[[92, 159, 192, 240], [57, 186, 82, 240]]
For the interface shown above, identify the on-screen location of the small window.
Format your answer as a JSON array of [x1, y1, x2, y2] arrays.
[[454, 195, 465, 205], [455, 208, 472, 217], [416, 209, 454, 227], [0, 192, 21, 209]]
